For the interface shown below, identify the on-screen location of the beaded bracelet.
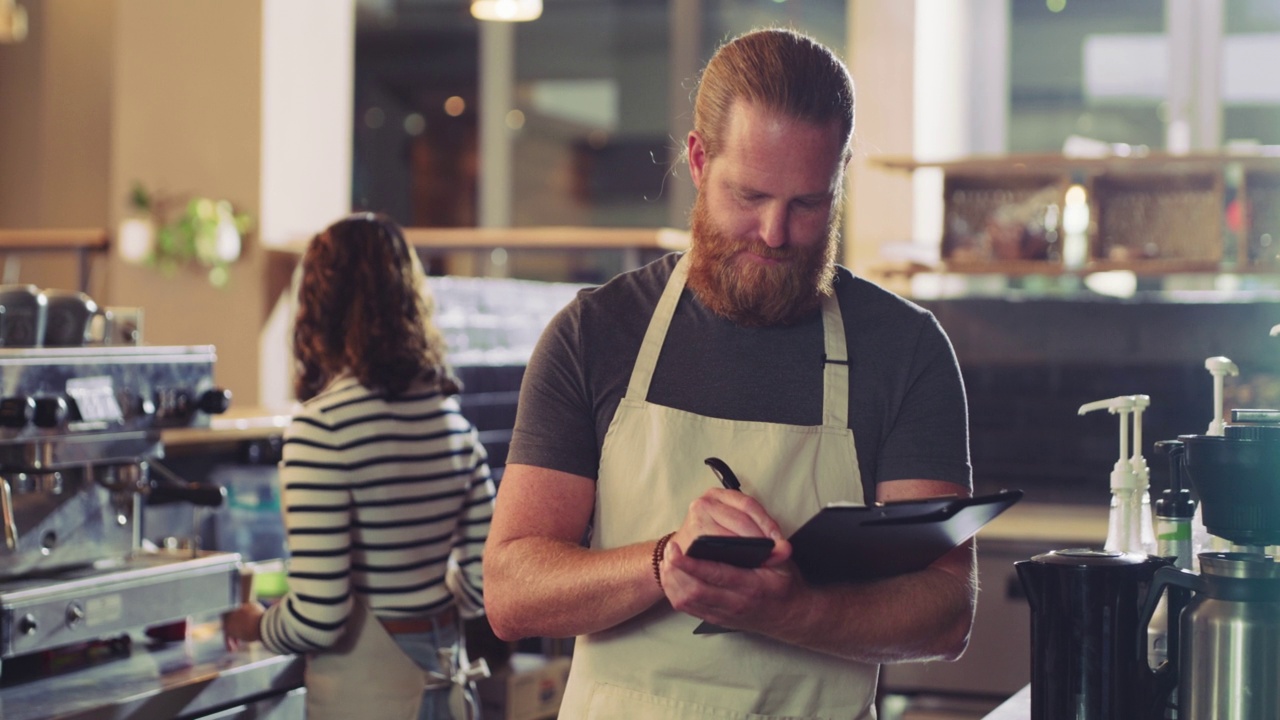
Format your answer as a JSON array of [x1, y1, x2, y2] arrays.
[[652, 531, 677, 589]]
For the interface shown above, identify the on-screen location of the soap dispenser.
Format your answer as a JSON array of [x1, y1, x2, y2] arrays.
[[1196, 357, 1239, 554], [1080, 395, 1155, 555]]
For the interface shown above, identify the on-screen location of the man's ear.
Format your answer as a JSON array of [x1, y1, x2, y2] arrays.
[[688, 131, 709, 190]]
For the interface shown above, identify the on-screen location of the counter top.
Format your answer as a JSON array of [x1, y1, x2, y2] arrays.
[[977, 502, 1108, 547], [0, 622, 304, 719], [162, 408, 292, 448], [982, 684, 1029, 720]]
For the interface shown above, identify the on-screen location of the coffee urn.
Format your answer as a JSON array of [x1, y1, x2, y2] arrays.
[[1144, 408, 1280, 720], [1016, 549, 1173, 720]]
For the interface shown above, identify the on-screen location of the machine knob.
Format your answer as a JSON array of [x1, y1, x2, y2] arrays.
[[32, 397, 69, 429], [0, 397, 34, 429], [129, 393, 156, 419], [17, 614, 37, 636], [198, 388, 232, 415]]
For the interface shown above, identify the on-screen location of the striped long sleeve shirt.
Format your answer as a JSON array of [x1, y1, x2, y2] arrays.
[[259, 375, 496, 656]]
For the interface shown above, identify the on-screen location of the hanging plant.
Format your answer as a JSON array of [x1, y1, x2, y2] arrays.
[[120, 182, 253, 288]]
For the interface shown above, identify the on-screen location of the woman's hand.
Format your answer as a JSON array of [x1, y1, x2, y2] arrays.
[[223, 602, 265, 651]]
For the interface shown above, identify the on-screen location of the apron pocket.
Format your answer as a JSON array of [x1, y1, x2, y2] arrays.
[[585, 682, 841, 720]]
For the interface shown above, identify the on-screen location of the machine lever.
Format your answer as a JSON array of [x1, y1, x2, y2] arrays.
[[0, 478, 16, 551]]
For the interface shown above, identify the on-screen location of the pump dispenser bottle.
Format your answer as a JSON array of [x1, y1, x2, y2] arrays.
[[1079, 394, 1155, 555], [1195, 357, 1239, 555], [1129, 395, 1156, 553], [1204, 356, 1239, 436]]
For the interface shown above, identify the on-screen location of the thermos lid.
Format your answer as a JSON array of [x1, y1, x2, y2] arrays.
[[1030, 548, 1152, 567], [1225, 409, 1280, 442]]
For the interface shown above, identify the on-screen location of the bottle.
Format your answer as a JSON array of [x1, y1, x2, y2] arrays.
[[1129, 395, 1157, 555], [1079, 395, 1151, 554], [1148, 440, 1196, 678]]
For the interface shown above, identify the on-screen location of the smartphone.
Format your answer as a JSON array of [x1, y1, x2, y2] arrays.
[[685, 535, 774, 568]]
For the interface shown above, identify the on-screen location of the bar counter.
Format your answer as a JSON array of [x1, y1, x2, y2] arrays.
[[0, 622, 303, 719], [982, 684, 1030, 719]]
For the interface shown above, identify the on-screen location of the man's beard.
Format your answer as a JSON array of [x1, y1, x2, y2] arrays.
[[686, 193, 840, 328]]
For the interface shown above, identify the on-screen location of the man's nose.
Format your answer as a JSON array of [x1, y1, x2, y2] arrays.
[[759, 204, 789, 248]]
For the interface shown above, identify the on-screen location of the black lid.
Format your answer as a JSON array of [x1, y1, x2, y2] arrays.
[[1225, 408, 1280, 441], [1154, 488, 1196, 518], [1153, 439, 1196, 518], [1030, 548, 1153, 567]]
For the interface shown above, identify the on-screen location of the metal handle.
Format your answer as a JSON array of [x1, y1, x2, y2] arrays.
[[147, 460, 226, 507], [0, 477, 16, 551]]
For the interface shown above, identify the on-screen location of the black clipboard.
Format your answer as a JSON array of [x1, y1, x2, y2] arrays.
[[692, 489, 1023, 633], [789, 489, 1023, 585]]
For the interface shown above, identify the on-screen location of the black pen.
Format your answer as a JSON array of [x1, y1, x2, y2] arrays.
[[704, 457, 742, 492]]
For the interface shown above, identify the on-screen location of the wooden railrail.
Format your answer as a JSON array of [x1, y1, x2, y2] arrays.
[[0, 228, 110, 292]]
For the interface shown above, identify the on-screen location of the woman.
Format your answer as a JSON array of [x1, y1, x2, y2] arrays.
[[224, 213, 495, 719]]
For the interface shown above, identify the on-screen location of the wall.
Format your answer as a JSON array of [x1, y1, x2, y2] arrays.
[[923, 297, 1280, 504], [0, 0, 352, 409], [109, 0, 268, 407], [0, 0, 114, 295]]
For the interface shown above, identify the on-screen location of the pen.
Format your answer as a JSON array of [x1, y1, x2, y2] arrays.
[[704, 457, 742, 492]]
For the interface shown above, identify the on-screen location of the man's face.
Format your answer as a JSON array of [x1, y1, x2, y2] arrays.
[[685, 100, 846, 327]]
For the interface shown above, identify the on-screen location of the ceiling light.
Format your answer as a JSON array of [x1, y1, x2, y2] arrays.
[[0, 0, 28, 43], [471, 0, 542, 22]]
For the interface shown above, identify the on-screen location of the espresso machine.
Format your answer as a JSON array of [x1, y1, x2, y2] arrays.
[[0, 343, 241, 677]]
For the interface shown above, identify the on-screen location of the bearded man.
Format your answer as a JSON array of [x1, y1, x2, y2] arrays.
[[483, 28, 974, 719]]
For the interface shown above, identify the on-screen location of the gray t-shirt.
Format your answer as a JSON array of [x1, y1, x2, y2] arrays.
[[508, 253, 971, 504]]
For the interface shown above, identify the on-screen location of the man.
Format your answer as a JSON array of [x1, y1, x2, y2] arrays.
[[484, 27, 974, 719]]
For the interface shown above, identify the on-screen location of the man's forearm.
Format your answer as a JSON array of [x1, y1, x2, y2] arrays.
[[765, 563, 977, 664], [485, 536, 665, 640]]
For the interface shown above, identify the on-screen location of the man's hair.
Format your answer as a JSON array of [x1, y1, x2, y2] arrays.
[[292, 212, 458, 401], [693, 28, 855, 159]]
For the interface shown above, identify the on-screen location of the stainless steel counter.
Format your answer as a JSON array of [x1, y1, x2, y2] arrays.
[[0, 623, 304, 719], [982, 684, 1029, 720]]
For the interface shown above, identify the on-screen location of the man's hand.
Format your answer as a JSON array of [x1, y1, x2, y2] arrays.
[[658, 487, 797, 632], [669, 486, 789, 555]]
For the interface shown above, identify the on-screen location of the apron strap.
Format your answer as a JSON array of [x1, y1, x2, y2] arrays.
[[820, 291, 849, 428], [626, 252, 690, 400]]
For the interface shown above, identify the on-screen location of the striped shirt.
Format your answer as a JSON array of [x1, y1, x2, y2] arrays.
[[259, 375, 496, 656]]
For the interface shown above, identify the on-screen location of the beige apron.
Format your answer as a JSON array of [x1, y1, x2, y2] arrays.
[[559, 253, 879, 719], [305, 599, 483, 720]]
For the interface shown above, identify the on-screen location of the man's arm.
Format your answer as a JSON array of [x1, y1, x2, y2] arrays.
[[482, 463, 665, 641], [662, 478, 977, 664]]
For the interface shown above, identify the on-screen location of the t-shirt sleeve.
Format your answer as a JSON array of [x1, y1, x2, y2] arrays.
[[259, 409, 355, 655], [506, 295, 602, 480], [874, 312, 972, 490], [447, 428, 495, 619]]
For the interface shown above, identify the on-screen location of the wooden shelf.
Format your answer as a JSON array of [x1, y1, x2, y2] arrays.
[[872, 150, 1280, 176], [878, 259, 1277, 278], [402, 226, 690, 251], [869, 151, 1280, 275], [275, 226, 690, 255]]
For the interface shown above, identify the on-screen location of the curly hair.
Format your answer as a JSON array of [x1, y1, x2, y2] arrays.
[[292, 213, 458, 401]]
